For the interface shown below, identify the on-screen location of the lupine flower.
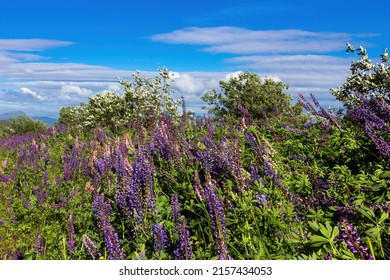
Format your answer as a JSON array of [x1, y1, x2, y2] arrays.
[[67, 213, 76, 253], [81, 156, 91, 177], [154, 119, 180, 161], [96, 159, 107, 175], [237, 102, 253, 125], [370, 204, 390, 213], [51, 196, 69, 210], [153, 223, 168, 253], [204, 180, 232, 260], [170, 194, 193, 260], [92, 194, 124, 260], [310, 93, 321, 107], [338, 215, 373, 260], [170, 194, 181, 223], [263, 160, 275, 177], [0, 174, 11, 183], [97, 129, 107, 143], [324, 252, 333, 260], [13, 249, 23, 260], [43, 170, 49, 186], [22, 196, 33, 208], [192, 170, 205, 202], [250, 165, 260, 183], [131, 147, 155, 211], [82, 234, 99, 260], [34, 233, 42, 255], [255, 193, 268, 206], [245, 132, 265, 162], [33, 185, 49, 205], [195, 135, 238, 179], [334, 205, 358, 215], [284, 124, 307, 135], [174, 221, 193, 260], [114, 148, 123, 182], [347, 95, 389, 159], [298, 93, 341, 130], [117, 186, 143, 223]]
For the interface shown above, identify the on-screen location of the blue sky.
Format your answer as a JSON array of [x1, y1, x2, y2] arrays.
[[0, 0, 389, 118]]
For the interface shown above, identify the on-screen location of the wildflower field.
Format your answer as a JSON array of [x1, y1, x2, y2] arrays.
[[0, 47, 389, 260]]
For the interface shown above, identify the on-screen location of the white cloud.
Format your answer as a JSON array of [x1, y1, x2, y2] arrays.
[[61, 85, 93, 97], [0, 39, 73, 51], [172, 72, 205, 94], [224, 71, 242, 81], [0, 62, 132, 81], [20, 87, 45, 100], [151, 27, 368, 55]]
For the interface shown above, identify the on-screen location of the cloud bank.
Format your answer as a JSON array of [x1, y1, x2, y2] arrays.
[[0, 29, 378, 117]]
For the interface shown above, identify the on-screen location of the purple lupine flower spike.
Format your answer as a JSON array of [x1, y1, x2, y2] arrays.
[[204, 180, 232, 260], [66, 213, 76, 253], [92, 194, 124, 260], [34, 233, 42, 255], [82, 234, 99, 260], [153, 223, 168, 253], [170, 194, 193, 260], [338, 216, 373, 260]]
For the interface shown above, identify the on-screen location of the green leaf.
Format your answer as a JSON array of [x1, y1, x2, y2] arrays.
[[378, 212, 389, 224], [331, 226, 340, 241], [318, 222, 331, 239], [308, 221, 320, 232], [310, 235, 329, 247]]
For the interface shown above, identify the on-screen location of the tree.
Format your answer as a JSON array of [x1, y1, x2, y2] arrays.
[[331, 44, 389, 108], [6, 115, 49, 135], [120, 67, 181, 126], [58, 68, 182, 132], [201, 72, 301, 122]]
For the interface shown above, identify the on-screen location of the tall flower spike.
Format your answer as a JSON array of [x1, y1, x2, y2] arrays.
[[34, 233, 42, 255], [170, 194, 193, 260], [153, 223, 168, 253], [174, 221, 193, 260], [82, 234, 99, 260], [170, 194, 181, 223], [92, 194, 124, 260], [338, 216, 373, 260], [204, 180, 232, 260], [66, 213, 76, 254]]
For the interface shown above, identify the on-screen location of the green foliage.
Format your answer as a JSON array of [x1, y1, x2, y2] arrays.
[[58, 68, 182, 131], [3, 115, 49, 136], [201, 71, 302, 123], [331, 44, 390, 108]]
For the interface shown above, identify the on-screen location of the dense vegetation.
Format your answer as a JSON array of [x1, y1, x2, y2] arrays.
[[0, 45, 389, 260]]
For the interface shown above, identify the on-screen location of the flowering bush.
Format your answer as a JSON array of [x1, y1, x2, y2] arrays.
[[58, 68, 182, 131], [331, 44, 390, 108]]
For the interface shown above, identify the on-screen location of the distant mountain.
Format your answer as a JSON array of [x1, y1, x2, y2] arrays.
[[32, 116, 57, 126], [0, 111, 27, 120], [0, 111, 57, 126]]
